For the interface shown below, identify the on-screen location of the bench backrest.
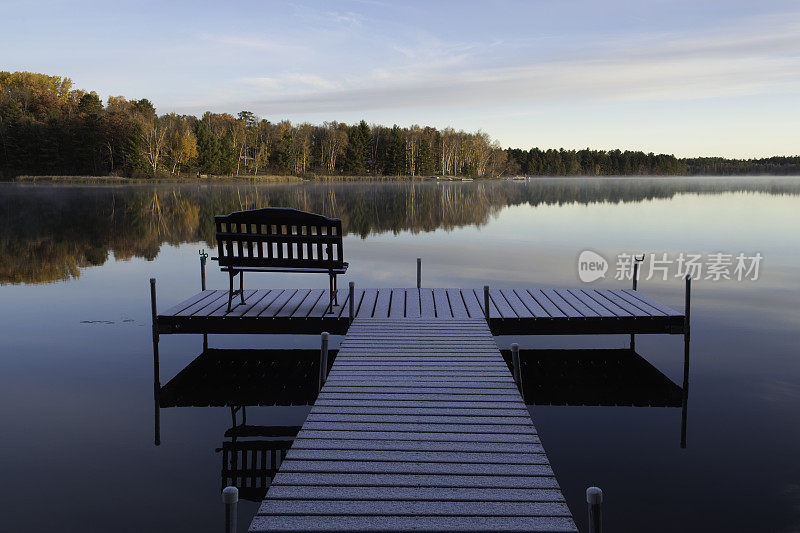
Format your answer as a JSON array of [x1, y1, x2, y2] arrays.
[[214, 208, 345, 269]]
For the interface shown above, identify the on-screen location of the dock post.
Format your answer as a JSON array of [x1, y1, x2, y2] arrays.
[[511, 343, 522, 392], [630, 256, 643, 348], [199, 249, 208, 290], [222, 486, 238, 533], [348, 281, 355, 323], [681, 275, 691, 448], [587, 486, 603, 533], [632, 254, 644, 290], [483, 285, 490, 323], [417, 258, 421, 289], [150, 278, 161, 446], [319, 332, 330, 390]]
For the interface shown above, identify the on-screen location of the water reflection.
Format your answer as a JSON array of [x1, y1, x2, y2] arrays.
[[218, 421, 299, 502], [156, 347, 329, 501], [2, 177, 799, 284], [156, 340, 691, 510], [503, 348, 689, 447]]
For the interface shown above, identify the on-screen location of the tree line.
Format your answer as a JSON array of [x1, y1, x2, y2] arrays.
[[1, 72, 798, 179]]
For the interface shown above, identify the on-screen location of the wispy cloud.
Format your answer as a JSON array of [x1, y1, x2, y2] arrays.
[[199, 33, 308, 54], [239, 73, 339, 91], [233, 11, 800, 114]]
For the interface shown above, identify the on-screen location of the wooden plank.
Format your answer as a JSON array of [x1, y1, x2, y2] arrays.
[[259, 289, 299, 317], [554, 289, 598, 317], [565, 289, 612, 317], [250, 515, 577, 532], [420, 288, 436, 318], [459, 289, 485, 319], [159, 290, 216, 316], [308, 406, 528, 416], [262, 485, 563, 501], [611, 290, 665, 316], [433, 289, 452, 318], [313, 399, 526, 408], [174, 290, 227, 316], [305, 414, 531, 424], [271, 472, 558, 488], [289, 439, 541, 453], [405, 289, 421, 318], [471, 288, 501, 318], [257, 500, 570, 516], [526, 290, 566, 318], [622, 289, 683, 316], [446, 289, 470, 318], [594, 289, 650, 316], [499, 289, 534, 318], [372, 289, 392, 318], [225, 289, 272, 318], [240, 289, 285, 318], [540, 289, 581, 318], [278, 460, 551, 476], [388, 288, 405, 319], [512, 289, 549, 317], [489, 289, 518, 318], [578, 289, 631, 317], [290, 289, 326, 318], [307, 288, 350, 318], [356, 289, 378, 318], [209, 289, 256, 316], [276, 289, 313, 317]]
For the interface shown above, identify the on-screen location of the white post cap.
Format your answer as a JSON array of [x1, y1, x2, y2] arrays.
[[222, 486, 239, 504], [586, 486, 603, 504]]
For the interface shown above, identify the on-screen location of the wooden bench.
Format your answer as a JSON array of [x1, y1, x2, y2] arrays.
[[212, 208, 348, 313]]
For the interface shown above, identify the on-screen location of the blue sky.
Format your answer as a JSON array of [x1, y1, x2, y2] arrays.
[[3, 0, 800, 157]]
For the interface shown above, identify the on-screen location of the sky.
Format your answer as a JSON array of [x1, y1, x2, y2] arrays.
[[3, 0, 800, 158]]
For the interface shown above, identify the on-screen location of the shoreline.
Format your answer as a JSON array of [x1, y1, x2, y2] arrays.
[[9, 173, 800, 185]]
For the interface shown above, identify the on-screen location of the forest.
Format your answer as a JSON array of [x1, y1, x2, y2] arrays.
[[1, 72, 798, 179]]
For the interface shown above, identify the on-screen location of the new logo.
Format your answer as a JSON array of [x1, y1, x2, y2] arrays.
[[578, 250, 608, 283]]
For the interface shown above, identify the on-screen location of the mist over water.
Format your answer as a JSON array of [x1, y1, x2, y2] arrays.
[[1, 176, 799, 532]]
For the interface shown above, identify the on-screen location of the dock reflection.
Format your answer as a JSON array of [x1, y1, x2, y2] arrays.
[[502, 348, 689, 447], [155, 343, 689, 503], [155, 347, 334, 500]]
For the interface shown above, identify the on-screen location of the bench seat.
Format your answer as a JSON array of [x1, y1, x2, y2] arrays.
[[220, 264, 348, 275]]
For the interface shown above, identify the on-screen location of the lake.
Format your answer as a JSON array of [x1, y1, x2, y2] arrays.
[[1, 177, 799, 532]]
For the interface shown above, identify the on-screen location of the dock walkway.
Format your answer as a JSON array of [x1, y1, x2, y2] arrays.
[[249, 317, 577, 532]]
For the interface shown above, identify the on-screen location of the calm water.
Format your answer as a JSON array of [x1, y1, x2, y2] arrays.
[[1, 177, 799, 532]]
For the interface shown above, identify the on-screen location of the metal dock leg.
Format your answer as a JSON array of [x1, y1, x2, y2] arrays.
[[199, 249, 207, 290], [150, 278, 161, 446], [319, 332, 330, 391], [349, 281, 355, 323], [511, 342, 522, 392], [222, 486, 238, 533], [587, 486, 603, 533], [681, 275, 691, 448], [483, 285, 490, 323]]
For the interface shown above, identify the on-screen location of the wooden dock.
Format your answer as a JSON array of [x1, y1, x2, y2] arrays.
[[157, 287, 684, 336], [249, 317, 577, 532]]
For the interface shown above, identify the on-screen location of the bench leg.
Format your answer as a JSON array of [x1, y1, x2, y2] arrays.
[[333, 274, 339, 305], [227, 271, 234, 312], [328, 273, 334, 314], [239, 271, 245, 305]]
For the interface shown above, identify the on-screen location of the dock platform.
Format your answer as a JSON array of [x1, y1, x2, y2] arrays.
[[249, 317, 577, 532], [157, 287, 684, 336]]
